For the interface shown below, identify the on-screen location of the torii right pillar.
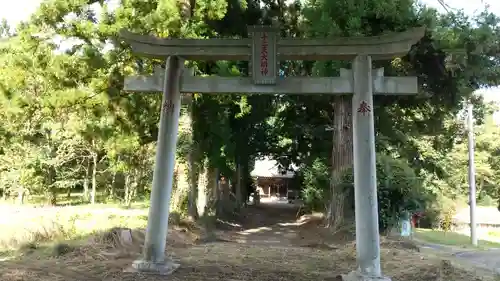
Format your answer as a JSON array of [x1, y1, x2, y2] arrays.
[[344, 55, 392, 281]]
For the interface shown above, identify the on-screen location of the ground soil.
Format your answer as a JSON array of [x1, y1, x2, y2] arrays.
[[0, 201, 494, 281]]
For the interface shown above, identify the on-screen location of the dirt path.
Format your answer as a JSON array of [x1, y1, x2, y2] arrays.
[[222, 200, 303, 246]]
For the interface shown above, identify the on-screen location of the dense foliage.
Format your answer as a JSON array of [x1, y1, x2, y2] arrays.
[[1, 0, 500, 229]]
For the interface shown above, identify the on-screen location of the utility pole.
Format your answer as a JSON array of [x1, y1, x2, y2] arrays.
[[467, 103, 478, 246]]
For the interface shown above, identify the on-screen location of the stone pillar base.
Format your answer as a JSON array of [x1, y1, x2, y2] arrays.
[[124, 259, 180, 275], [340, 271, 391, 281]]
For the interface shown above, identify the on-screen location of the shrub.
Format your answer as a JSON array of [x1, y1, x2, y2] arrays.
[[341, 153, 431, 232], [420, 194, 464, 230], [301, 158, 330, 212], [300, 154, 431, 233]]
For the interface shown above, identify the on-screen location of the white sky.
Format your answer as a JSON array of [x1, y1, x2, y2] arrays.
[[1, 0, 41, 27], [0, 0, 499, 102]]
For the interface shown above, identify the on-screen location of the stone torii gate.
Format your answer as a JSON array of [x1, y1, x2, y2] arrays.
[[120, 26, 424, 281]]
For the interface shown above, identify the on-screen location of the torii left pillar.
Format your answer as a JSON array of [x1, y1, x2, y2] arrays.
[[128, 56, 184, 274]]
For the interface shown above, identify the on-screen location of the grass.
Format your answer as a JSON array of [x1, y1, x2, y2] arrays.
[[0, 203, 149, 254], [4, 191, 151, 209], [414, 228, 500, 249]]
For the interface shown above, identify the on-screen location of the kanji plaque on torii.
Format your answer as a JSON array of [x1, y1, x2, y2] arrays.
[[249, 26, 278, 85]]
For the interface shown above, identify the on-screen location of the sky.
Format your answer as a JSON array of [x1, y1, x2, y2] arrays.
[[1, 0, 499, 102], [1, 0, 41, 26]]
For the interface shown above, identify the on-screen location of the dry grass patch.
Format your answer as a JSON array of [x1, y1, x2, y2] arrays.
[[0, 219, 493, 281], [0, 205, 149, 252], [0, 205, 494, 281], [0, 234, 489, 281]]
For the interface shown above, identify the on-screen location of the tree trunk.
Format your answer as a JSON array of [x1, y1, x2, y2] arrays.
[[17, 187, 24, 205], [171, 162, 189, 212], [209, 167, 219, 213], [47, 166, 57, 206], [197, 158, 210, 217], [187, 140, 199, 220], [241, 163, 252, 205], [127, 170, 138, 207], [110, 170, 116, 199], [124, 173, 131, 205], [110, 156, 122, 199], [136, 161, 145, 195], [90, 152, 98, 204], [67, 184, 72, 199], [83, 160, 90, 202], [217, 175, 233, 217], [235, 163, 242, 207], [48, 189, 57, 205], [327, 95, 353, 229], [177, 0, 199, 220]]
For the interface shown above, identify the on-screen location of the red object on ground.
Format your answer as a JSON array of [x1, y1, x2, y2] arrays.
[[411, 212, 424, 228]]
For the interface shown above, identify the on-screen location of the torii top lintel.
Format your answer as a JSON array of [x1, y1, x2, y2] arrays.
[[119, 26, 425, 61]]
